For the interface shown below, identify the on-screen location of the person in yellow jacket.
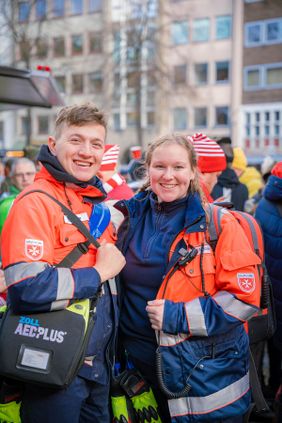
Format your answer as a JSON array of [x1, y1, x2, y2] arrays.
[[232, 147, 263, 199]]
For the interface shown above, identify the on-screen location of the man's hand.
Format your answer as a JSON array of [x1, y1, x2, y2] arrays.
[[0, 269, 7, 294], [94, 240, 126, 282], [146, 299, 165, 330]]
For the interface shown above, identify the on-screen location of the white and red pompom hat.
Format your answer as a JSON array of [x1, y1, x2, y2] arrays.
[[99, 144, 120, 171], [191, 133, 226, 173]]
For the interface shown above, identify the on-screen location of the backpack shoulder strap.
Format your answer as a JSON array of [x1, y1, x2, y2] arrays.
[[207, 203, 227, 251]]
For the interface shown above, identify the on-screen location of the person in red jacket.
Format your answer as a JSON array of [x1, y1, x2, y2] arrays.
[[1, 103, 125, 423], [98, 144, 134, 200]]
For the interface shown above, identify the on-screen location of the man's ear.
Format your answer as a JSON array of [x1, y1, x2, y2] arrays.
[[48, 136, 56, 155]]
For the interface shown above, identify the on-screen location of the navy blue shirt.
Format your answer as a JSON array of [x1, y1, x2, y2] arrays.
[[119, 193, 187, 364]]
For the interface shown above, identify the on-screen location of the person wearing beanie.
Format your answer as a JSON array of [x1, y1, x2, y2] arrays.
[[212, 141, 248, 211], [232, 147, 247, 176], [191, 133, 226, 202], [98, 144, 134, 201], [255, 161, 282, 411], [217, 137, 234, 164], [232, 148, 263, 200]]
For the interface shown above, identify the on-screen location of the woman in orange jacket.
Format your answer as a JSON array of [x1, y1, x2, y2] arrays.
[[115, 134, 261, 422]]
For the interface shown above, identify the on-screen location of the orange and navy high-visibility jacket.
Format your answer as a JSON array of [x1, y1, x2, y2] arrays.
[[1, 166, 118, 383], [116, 190, 261, 422]]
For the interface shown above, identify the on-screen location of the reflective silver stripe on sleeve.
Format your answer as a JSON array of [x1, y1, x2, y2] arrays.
[[158, 331, 189, 346], [213, 291, 257, 321], [50, 268, 74, 311], [168, 371, 249, 417], [50, 299, 69, 311], [185, 298, 208, 337], [108, 278, 117, 295], [4, 261, 48, 287]]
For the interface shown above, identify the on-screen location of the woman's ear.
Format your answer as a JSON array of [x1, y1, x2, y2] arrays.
[[48, 136, 56, 155]]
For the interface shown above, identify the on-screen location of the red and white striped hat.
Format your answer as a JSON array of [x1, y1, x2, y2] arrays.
[[99, 144, 120, 171], [191, 133, 226, 173]]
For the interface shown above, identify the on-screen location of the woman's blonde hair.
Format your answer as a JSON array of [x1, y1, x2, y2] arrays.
[[140, 133, 202, 196]]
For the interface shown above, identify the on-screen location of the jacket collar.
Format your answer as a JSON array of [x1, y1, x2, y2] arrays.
[[35, 166, 106, 203], [120, 190, 206, 233]]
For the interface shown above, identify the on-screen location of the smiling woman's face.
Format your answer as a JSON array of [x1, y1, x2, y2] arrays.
[[48, 123, 106, 181], [149, 142, 195, 202]]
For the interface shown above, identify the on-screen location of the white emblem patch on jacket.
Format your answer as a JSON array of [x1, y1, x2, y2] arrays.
[[237, 273, 255, 293], [25, 239, 44, 260]]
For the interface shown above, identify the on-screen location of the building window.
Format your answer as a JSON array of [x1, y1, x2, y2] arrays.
[[71, 0, 83, 15], [147, 111, 155, 126], [266, 19, 282, 43], [192, 18, 210, 42], [126, 31, 139, 64], [244, 67, 261, 89], [194, 107, 207, 127], [36, 38, 48, 59], [21, 117, 30, 136], [146, 90, 155, 107], [174, 64, 187, 84], [245, 22, 262, 46], [53, 36, 65, 57], [88, 71, 103, 93], [171, 21, 188, 45], [71, 34, 83, 55], [244, 63, 282, 90], [126, 92, 137, 106], [127, 72, 138, 89], [215, 61, 229, 83], [265, 64, 282, 88], [173, 108, 187, 130], [194, 63, 208, 85], [53, 0, 65, 17], [216, 15, 232, 40], [215, 106, 229, 126], [245, 19, 282, 47], [127, 112, 138, 127], [18, 1, 30, 22], [36, 0, 47, 19], [72, 74, 84, 94], [89, 32, 102, 53], [113, 31, 121, 63], [38, 116, 49, 134], [89, 0, 102, 13], [54, 76, 66, 93], [113, 113, 121, 131]]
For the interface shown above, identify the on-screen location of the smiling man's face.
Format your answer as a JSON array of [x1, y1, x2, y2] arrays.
[[48, 123, 106, 182]]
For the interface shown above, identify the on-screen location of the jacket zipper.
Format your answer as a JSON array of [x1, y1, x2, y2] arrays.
[[144, 204, 162, 258]]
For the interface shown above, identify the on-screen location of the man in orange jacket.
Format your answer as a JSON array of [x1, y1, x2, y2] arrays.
[[1, 103, 125, 423]]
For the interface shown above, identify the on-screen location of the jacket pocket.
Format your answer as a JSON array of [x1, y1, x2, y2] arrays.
[[220, 249, 261, 271], [59, 224, 86, 247]]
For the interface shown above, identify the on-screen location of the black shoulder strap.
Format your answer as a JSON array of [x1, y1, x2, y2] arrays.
[[20, 189, 100, 267], [249, 347, 269, 413]]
